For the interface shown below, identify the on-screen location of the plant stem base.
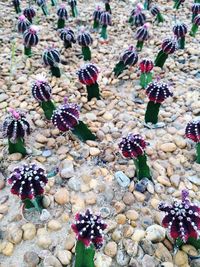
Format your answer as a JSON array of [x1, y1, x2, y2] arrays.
[[86, 82, 100, 101], [41, 5, 48, 16], [136, 41, 144, 51], [156, 12, 164, 23], [196, 143, 200, 164], [145, 101, 161, 124], [178, 36, 185, 49], [23, 195, 43, 213], [41, 100, 56, 120], [105, 3, 111, 13], [113, 61, 126, 77], [50, 66, 61, 77], [134, 154, 151, 180], [100, 25, 108, 40], [72, 121, 96, 142], [8, 138, 27, 156], [82, 46, 91, 61], [75, 240, 95, 267], [51, 0, 56, 6], [140, 72, 152, 88], [71, 6, 78, 17], [64, 41, 72, 49], [14, 3, 21, 13], [93, 20, 99, 30], [24, 46, 32, 57], [173, 0, 182, 9], [190, 24, 199, 37], [57, 18, 65, 29], [154, 50, 168, 68]]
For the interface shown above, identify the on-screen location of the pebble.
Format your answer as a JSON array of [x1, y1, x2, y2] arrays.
[[42, 150, 52, 157], [68, 177, 81, 191], [160, 143, 177, 152], [126, 210, 139, 221], [141, 254, 158, 267], [94, 252, 112, 267], [116, 250, 130, 266], [54, 188, 69, 205], [182, 244, 198, 256], [122, 192, 135, 205], [191, 259, 200, 267], [43, 255, 62, 267], [0, 241, 14, 256], [89, 147, 101, 156], [60, 160, 74, 179], [24, 251, 40, 267], [104, 241, 117, 257], [48, 220, 62, 231], [115, 214, 126, 224], [64, 234, 75, 250], [135, 178, 149, 193], [8, 153, 22, 161], [155, 243, 173, 262], [140, 239, 155, 256], [131, 229, 146, 242], [56, 250, 72, 265], [146, 225, 166, 243], [0, 204, 9, 214], [114, 171, 130, 187], [100, 207, 111, 218], [7, 223, 23, 244], [22, 223, 36, 240], [174, 251, 189, 267], [37, 234, 52, 249]]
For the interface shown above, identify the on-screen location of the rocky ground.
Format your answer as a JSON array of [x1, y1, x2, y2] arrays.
[[0, 0, 200, 266]]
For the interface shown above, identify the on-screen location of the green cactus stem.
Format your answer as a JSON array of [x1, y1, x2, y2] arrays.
[[23, 195, 43, 213], [71, 6, 78, 17], [100, 25, 108, 40], [195, 0, 200, 3], [140, 72, 152, 89], [196, 142, 200, 164], [105, 3, 111, 13], [173, 0, 182, 9], [74, 240, 95, 267], [154, 50, 168, 68], [82, 46, 91, 61], [41, 100, 56, 120], [178, 36, 185, 49], [41, 5, 48, 16], [13, 2, 21, 13], [86, 82, 100, 101], [51, 0, 56, 6], [24, 46, 32, 57], [136, 40, 144, 51], [8, 138, 27, 156], [128, 16, 133, 25], [134, 154, 151, 180], [64, 40, 72, 49], [156, 12, 164, 23], [190, 24, 199, 37], [145, 101, 161, 124], [144, 0, 150, 10], [72, 121, 96, 142], [57, 18, 65, 29], [93, 20, 100, 30], [50, 66, 61, 77], [113, 61, 126, 77]]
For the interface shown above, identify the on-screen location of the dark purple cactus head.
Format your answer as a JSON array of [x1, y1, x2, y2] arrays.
[[13, 0, 20, 5], [131, 4, 146, 27], [52, 98, 79, 132], [59, 28, 76, 43], [119, 133, 147, 158], [150, 5, 160, 16], [57, 4, 68, 19], [36, 0, 45, 7], [8, 163, 48, 200], [192, 3, 200, 15], [135, 23, 150, 41], [3, 109, 30, 142], [23, 25, 39, 48], [77, 63, 99, 86], [139, 58, 154, 73], [69, 0, 77, 8], [77, 27, 93, 47], [17, 15, 30, 34], [161, 38, 177, 54], [32, 74, 52, 102], [194, 14, 200, 26], [185, 119, 200, 143], [173, 23, 187, 38], [71, 209, 107, 249], [146, 81, 173, 103], [93, 6, 102, 21], [23, 7, 36, 20], [100, 11, 112, 26], [158, 189, 200, 242], [121, 46, 138, 66], [42, 47, 60, 67]]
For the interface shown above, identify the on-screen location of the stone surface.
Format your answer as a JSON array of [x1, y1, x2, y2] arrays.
[[146, 225, 166, 243]]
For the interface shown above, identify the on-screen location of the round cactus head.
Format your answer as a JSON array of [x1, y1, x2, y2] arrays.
[[57, 5, 68, 19], [139, 58, 154, 73], [8, 163, 48, 200], [121, 46, 138, 66], [17, 15, 30, 33], [161, 38, 177, 54], [23, 7, 36, 20], [51, 98, 79, 132], [135, 23, 150, 41], [194, 14, 200, 26], [146, 81, 173, 103], [23, 25, 39, 47], [119, 133, 147, 158], [71, 209, 107, 248], [150, 5, 160, 16], [32, 74, 52, 102], [77, 63, 99, 86], [42, 47, 60, 67], [173, 22, 187, 38], [185, 119, 200, 143], [192, 3, 200, 14], [77, 28, 93, 47], [100, 11, 112, 26], [59, 28, 76, 43], [93, 6, 102, 21]]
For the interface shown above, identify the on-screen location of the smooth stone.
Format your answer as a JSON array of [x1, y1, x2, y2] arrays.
[[43, 256, 62, 267], [146, 225, 166, 243], [116, 250, 130, 266], [135, 178, 149, 193], [56, 250, 72, 265], [37, 235, 52, 249], [126, 210, 139, 221], [7, 223, 23, 244], [155, 243, 173, 262], [104, 241, 117, 257], [54, 188, 69, 205], [114, 171, 130, 187], [100, 207, 111, 218], [174, 251, 189, 267], [22, 223, 36, 240], [160, 143, 177, 153], [94, 252, 112, 267], [182, 244, 198, 256], [24, 251, 40, 267], [132, 229, 146, 242], [48, 220, 62, 231], [140, 239, 155, 256], [0, 241, 14, 256], [64, 234, 75, 250], [0, 204, 9, 214], [68, 177, 81, 191], [191, 259, 200, 267], [40, 209, 51, 221], [141, 254, 159, 267], [60, 160, 74, 179], [187, 176, 200, 186], [89, 147, 101, 156], [42, 150, 52, 157]]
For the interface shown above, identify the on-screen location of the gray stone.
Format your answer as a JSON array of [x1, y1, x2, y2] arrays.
[[139, 239, 155, 256], [68, 177, 81, 191], [115, 171, 130, 187], [116, 250, 130, 266], [187, 176, 200, 186], [24, 251, 40, 267], [191, 259, 200, 267], [42, 150, 52, 157], [141, 254, 159, 267]]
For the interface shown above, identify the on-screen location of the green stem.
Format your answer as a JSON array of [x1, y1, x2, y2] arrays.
[[24, 46, 32, 57], [41, 100, 56, 120], [93, 20, 99, 30], [140, 72, 152, 89], [154, 50, 168, 68], [113, 61, 126, 77], [190, 24, 199, 37], [134, 154, 151, 180], [178, 36, 185, 49], [13, 2, 21, 13], [41, 5, 48, 16], [192, 13, 196, 23], [23, 196, 43, 213], [51, 0, 56, 6], [57, 18, 65, 29], [72, 121, 96, 142], [105, 3, 111, 13], [8, 138, 27, 156], [82, 46, 91, 61], [136, 40, 144, 51], [86, 82, 100, 101], [64, 40, 72, 49], [75, 240, 95, 267], [173, 0, 182, 9], [195, 0, 200, 3], [100, 25, 108, 40], [196, 143, 200, 164], [128, 17, 133, 25], [144, 0, 150, 10], [145, 101, 161, 124], [50, 66, 61, 77], [71, 6, 78, 17], [156, 12, 164, 23]]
